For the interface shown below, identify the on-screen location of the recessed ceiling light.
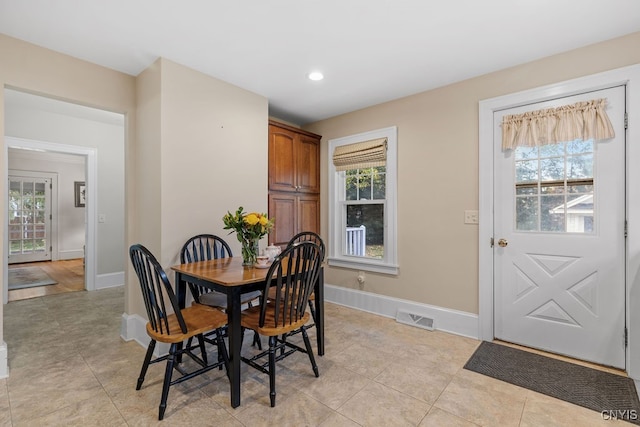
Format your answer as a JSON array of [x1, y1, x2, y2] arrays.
[[308, 71, 324, 81]]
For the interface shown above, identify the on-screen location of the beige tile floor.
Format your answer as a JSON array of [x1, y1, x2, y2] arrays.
[[0, 286, 635, 426]]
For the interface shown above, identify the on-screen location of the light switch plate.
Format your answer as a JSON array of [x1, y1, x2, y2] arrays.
[[464, 210, 479, 224]]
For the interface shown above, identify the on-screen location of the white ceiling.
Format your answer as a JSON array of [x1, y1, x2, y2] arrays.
[[1, 0, 640, 125]]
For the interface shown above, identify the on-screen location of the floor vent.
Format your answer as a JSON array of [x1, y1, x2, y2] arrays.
[[395, 310, 434, 331]]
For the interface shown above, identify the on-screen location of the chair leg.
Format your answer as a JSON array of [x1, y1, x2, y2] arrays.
[[301, 327, 319, 378], [159, 343, 177, 421], [252, 331, 262, 350], [137, 339, 156, 390], [216, 328, 231, 380], [196, 334, 208, 365], [268, 335, 277, 407]]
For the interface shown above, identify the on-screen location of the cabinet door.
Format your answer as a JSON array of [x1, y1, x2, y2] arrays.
[[268, 125, 296, 192], [298, 193, 320, 234], [268, 192, 296, 248], [296, 135, 320, 193], [268, 193, 320, 247]]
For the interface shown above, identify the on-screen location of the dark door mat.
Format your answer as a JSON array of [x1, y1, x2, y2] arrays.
[[464, 341, 640, 425]]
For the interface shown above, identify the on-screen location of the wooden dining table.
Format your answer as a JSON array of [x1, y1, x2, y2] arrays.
[[171, 256, 325, 408]]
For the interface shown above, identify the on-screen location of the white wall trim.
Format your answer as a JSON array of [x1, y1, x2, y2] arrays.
[[325, 284, 479, 339], [0, 341, 7, 379], [96, 272, 124, 290], [120, 313, 169, 356], [58, 249, 85, 260], [479, 64, 640, 380]]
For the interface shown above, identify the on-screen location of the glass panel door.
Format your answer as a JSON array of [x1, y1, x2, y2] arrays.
[[8, 176, 52, 263]]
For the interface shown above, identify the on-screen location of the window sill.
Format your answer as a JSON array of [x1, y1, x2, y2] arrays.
[[327, 257, 399, 275]]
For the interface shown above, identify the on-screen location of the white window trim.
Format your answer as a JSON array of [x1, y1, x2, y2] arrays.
[[328, 126, 398, 275]]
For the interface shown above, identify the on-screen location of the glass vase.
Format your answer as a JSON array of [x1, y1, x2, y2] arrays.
[[241, 238, 259, 267]]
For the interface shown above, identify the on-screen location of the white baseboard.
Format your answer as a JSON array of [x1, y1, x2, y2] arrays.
[[120, 284, 480, 358], [0, 341, 8, 379], [325, 284, 479, 339], [96, 272, 124, 290], [120, 313, 169, 355], [58, 249, 84, 260]]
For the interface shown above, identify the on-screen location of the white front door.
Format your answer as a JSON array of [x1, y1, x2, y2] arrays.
[[494, 86, 626, 369]]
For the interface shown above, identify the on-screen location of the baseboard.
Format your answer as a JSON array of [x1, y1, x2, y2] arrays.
[[0, 341, 8, 379], [58, 249, 84, 260], [325, 284, 479, 339], [120, 313, 169, 355], [96, 272, 124, 290]]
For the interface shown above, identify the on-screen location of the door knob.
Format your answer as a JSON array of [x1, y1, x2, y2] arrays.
[[498, 238, 508, 247]]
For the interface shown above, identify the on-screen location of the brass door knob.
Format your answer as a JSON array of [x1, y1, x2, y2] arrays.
[[498, 238, 508, 247]]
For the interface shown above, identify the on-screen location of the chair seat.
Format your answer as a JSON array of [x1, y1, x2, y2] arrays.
[[241, 302, 310, 336], [146, 303, 228, 344], [199, 290, 262, 308]]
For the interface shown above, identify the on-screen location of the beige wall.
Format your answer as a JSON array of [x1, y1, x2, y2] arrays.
[[133, 58, 269, 319], [305, 31, 640, 314], [0, 33, 136, 350], [135, 58, 269, 271], [158, 59, 268, 268]]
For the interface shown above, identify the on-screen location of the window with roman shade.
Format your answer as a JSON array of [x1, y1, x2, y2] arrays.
[[332, 137, 387, 171], [328, 128, 398, 275]]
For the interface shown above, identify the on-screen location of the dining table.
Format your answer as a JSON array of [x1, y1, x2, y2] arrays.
[[171, 256, 325, 408]]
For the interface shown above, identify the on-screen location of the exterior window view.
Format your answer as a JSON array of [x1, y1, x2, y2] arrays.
[[344, 166, 385, 258], [515, 139, 594, 233]]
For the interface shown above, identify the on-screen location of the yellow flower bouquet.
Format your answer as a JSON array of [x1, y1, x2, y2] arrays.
[[223, 206, 274, 266]]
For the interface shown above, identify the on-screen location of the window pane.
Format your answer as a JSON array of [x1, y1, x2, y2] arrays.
[[516, 196, 538, 231], [541, 184, 564, 194], [566, 193, 594, 233], [541, 195, 565, 232], [516, 160, 538, 183], [567, 139, 593, 154], [513, 138, 596, 233], [515, 146, 538, 160], [516, 185, 538, 195], [346, 204, 384, 258], [568, 184, 593, 193], [10, 240, 21, 254], [539, 142, 564, 157], [567, 154, 593, 179], [345, 172, 358, 200], [357, 174, 372, 200], [372, 167, 386, 199], [540, 157, 564, 181]]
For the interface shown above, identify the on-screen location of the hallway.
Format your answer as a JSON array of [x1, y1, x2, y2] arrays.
[[8, 258, 84, 302]]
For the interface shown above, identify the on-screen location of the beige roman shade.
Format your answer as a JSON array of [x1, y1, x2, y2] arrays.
[[332, 137, 387, 171], [502, 98, 615, 150]]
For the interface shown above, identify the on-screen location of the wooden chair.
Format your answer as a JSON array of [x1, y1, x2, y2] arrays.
[[181, 234, 262, 348], [129, 244, 229, 420], [181, 234, 262, 308], [268, 231, 325, 326], [241, 241, 323, 407]]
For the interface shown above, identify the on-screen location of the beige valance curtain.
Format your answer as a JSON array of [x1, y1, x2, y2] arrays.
[[332, 137, 387, 171], [501, 98, 615, 150]]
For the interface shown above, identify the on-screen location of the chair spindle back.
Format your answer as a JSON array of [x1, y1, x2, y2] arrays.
[[261, 241, 322, 328], [129, 244, 187, 335]]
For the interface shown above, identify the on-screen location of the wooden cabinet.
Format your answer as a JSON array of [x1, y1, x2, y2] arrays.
[[268, 122, 320, 194], [268, 120, 321, 247], [268, 193, 319, 248]]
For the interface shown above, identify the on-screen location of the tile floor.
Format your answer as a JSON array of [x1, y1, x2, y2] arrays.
[[0, 287, 634, 426]]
